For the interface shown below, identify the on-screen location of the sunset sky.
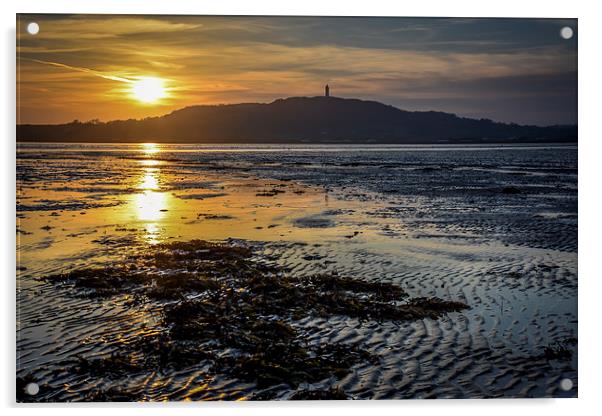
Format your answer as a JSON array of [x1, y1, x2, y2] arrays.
[[17, 14, 577, 126]]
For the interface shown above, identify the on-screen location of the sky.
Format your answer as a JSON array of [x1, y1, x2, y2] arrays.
[[17, 15, 577, 126]]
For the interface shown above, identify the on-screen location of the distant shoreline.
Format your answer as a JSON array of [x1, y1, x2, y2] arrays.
[[16, 97, 577, 144]]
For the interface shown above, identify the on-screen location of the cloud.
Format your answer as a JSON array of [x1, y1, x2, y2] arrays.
[[16, 14, 577, 125], [18, 16, 203, 40], [21, 58, 133, 83]]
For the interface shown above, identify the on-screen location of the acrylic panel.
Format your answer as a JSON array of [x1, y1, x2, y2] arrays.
[[16, 14, 578, 402]]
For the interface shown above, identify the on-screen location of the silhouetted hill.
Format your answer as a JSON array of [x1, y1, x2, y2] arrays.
[[17, 96, 577, 143]]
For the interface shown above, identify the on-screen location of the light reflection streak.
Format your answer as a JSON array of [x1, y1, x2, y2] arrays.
[[139, 167, 159, 191], [134, 148, 169, 243], [141, 143, 159, 155]]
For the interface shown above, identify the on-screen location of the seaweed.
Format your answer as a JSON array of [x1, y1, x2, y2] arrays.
[[39, 238, 469, 395], [256, 189, 286, 197], [84, 386, 141, 402], [161, 293, 375, 388], [502, 186, 521, 194], [216, 333, 373, 388], [147, 273, 220, 300], [542, 338, 577, 361], [74, 353, 142, 377], [290, 387, 349, 400], [43, 267, 148, 297]]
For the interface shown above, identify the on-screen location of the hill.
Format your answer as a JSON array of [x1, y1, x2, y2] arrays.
[[17, 96, 577, 143]]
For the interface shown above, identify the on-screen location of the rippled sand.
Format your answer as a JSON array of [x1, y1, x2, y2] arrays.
[[17, 143, 577, 401]]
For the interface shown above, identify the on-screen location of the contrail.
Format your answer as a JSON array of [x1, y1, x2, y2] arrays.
[[20, 57, 133, 83]]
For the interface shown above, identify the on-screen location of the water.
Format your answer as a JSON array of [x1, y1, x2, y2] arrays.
[[16, 143, 577, 400]]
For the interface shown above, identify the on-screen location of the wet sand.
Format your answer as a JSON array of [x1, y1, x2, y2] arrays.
[[17, 143, 577, 401]]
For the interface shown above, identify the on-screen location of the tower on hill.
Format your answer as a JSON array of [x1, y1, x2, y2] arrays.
[[325, 84, 330, 97]]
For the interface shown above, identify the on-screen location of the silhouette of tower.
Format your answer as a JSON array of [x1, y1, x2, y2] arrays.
[[325, 84, 330, 97]]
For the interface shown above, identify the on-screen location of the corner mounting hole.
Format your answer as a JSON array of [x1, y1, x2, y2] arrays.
[[559, 378, 573, 391], [560, 26, 573, 40], [26, 22, 39, 35], [25, 382, 39, 395]]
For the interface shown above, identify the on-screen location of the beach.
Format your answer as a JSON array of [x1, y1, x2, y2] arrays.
[[16, 143, 578, 400]]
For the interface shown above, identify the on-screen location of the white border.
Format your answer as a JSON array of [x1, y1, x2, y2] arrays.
[[2, 1, 600, 415]]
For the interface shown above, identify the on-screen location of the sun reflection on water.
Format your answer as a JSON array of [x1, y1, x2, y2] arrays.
[[135, 190, 167, 222], [139, 159, 163, 167], [134, 147, 169, 243], [139, 167, 159, 191], [141, 143, 159, 155]]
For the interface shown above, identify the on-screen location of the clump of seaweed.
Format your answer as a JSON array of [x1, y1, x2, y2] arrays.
[[290, 387, 350, 400], [233, 272, 467, 322], [84, 386, 141, 402], [502, 186, 521, 194], [196, 213, 234, 220], [39, 238, 469, 397], [72, 333, 215, 377], [542, 337, 577, 361], [256, 189, 286, 197], [146, 272, 220, 300], [218, 343, 366, 389], [161, 296, 377, 388], [43, 266, 148, 297], [74, 353, 142, 377]]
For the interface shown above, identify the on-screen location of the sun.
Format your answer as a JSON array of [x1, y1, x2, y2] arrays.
[[130, 77, 166, 104]]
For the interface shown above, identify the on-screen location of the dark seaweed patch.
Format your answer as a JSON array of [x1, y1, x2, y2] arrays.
[[43, 267, 148, 297], [256, 189, 286, 197], [39, 239, 469, 399], [74, 353, 142, 377], [147, 273, 220, 300], [198, 213, 234, 220], [542, 337, 577, 361], [84, 387, 141, 402], [502, 186, 521, 194], [290, 387, 350, 400]]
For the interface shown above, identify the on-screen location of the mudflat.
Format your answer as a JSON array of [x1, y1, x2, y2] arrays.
[[16, 143, 577, 401]]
